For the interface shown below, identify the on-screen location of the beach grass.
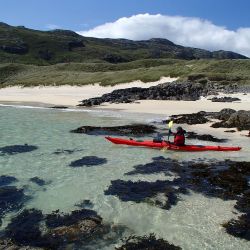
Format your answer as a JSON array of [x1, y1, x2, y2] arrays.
[[0, 59, 250, 87]]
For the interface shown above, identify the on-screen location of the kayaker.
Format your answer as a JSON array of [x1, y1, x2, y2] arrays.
[[169, 126, 186, 146]]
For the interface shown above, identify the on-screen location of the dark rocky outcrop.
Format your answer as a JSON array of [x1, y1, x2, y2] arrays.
[[0, 144, 38, 155], [79, 81, 243, 107], [69, 156, 107, 167], [116, 233, 181, 250], [186, 132, 227, 142], [211, 110, 250, 130], [210, 96, 241, 102], [4, 208, 128, 249], [0, 43, 29, 54], [71, 124, 157, 136], [167, 111, 209, 125], [213, 108, 236, 121]]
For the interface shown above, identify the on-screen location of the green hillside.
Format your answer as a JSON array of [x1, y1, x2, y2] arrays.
[[0, 22, 248, 65], [0, 22, 249, 88]]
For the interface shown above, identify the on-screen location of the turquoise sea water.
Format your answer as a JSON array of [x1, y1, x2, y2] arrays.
[[0, 105, 250, 249]]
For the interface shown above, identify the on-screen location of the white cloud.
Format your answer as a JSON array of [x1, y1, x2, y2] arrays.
[[46, 24, 60, 30], [78, 13, 250, 57]]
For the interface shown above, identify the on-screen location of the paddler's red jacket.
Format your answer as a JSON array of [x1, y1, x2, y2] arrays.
[[170, 130, 186, 146]]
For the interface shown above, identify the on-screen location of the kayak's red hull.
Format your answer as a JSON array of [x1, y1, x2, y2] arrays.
[[105, 137, 242, 152]]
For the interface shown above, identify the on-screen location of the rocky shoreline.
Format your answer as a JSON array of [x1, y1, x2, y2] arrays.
[[78, 80, 248, 107]]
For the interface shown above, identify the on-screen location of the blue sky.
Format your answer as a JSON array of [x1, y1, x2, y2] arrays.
[[0, 0, 249, 31]]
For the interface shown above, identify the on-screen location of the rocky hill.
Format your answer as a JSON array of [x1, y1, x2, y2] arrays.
[[0, 22, 248, 65]]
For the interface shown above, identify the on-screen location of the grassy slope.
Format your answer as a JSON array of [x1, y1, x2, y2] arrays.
[[0, 59, 250, 87]]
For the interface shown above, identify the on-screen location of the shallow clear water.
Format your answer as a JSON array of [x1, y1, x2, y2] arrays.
[[0, 105, 249, 250]]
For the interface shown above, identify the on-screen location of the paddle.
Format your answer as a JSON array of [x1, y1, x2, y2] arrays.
[[167, 120, 173, 141]]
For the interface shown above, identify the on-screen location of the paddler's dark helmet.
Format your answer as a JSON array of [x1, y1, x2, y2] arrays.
[[177, 126, 183, 132]]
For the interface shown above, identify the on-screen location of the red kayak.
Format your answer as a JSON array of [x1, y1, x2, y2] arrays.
[[105, 137, 242, 152]]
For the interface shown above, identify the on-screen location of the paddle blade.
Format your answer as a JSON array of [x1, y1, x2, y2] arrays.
[[168, 120, 173, 129]]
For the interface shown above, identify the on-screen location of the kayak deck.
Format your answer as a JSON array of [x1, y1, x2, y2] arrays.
[[105, 137, 242, 152]]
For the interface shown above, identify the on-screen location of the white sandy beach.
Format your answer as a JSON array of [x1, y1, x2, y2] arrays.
[[0, 77, 249, 119], [97, 93, 250, 115], [0, 77, 177, 106]]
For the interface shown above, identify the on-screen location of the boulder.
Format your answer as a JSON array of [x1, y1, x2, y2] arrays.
[[70, 124, 157, 136], [226, 110, 250, 130], [211, 96, 241, 102]]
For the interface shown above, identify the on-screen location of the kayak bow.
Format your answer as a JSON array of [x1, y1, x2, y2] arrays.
[[105, 137, 242, 152]]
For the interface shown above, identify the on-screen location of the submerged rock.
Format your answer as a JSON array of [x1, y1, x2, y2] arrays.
[[0, 186, 25, 223], [0, 175, 18, 186], [223, 213, 250, 241], [0, 144, 38, 155], [53, 148, 83, 155], [116, 233, 181, 250], [4, 208, 128, 249], [70, 124, 157, 136], [122, 157, 250, 240], [69, 156, 107, 167], [29, 177, 47, 186], [105, 179, 183, 210], [5, 209, 44, 246], [0, 239, 44, 250], [75, 199, 94, 209], [45, 209, 101, 229]]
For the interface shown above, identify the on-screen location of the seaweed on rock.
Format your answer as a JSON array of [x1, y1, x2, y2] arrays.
[[5, 209, 44, 246], [70, 124, 157, 136], [45, 209, 102, 228], [223, 213, 250, 241], [0, 186, 25, 225], [122, 157, 250, 240], [0, 175, 18, 186], [3, 208, 129, 249], [116, 233, 181, 250], [29, 177, 47, 186], [104, 179, 185, 210]]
